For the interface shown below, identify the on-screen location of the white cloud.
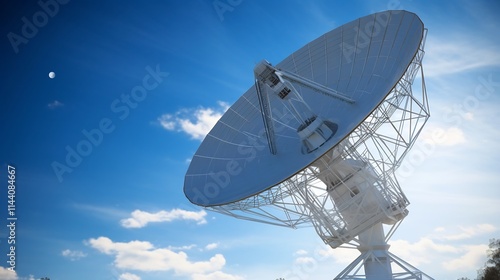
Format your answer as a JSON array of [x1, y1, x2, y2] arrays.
[[158, 115, 176, 130], [73, 203, 129, 220], [88, 237, 243, 280], [316, 236, 488, 275], [434, 224, 497, 241], [389, 224, 494, 271], [294, 249, 308, 256], [463, 112, 474, 121], [0, 267, 17, 280], [316, 245, 359, 265], [421, 126, 466, 146], [434, 227, 446, 233], [294, 256, 316, 265], [425, 35, 500, 77], [158, 101, 229, 140], [168, 244, 197, 251], [47, 100, 64, 109], [61, 249, 87, 261], [390, 238, 460, 266], [121, 209, 207, 228], [205, 243, 219, 251], [436, 127, 466, 146], [442, 244, 489, 272], [119, 272, 141, 280]]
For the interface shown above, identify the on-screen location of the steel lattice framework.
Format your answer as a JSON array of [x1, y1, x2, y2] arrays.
[[207, 30, 433, 279], [209, 29, 428, 241], [184, 10, 435, 279]]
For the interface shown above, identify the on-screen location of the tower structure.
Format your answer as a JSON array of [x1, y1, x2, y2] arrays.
[[184, 10, 432, 279]]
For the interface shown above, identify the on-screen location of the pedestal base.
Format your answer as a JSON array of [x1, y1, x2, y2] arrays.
[[334, 250, 434, 280]]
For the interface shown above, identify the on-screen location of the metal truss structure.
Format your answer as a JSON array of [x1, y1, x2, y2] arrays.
[[335, 251, 434, 280], [207, 28, 431, 280]]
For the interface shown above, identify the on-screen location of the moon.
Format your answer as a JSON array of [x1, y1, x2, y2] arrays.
[[49, 72, 55, 79]]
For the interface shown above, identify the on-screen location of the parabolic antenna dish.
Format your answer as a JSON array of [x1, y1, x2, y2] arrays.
[[184, 10, 424, 207], [184, 9, 432, 279]]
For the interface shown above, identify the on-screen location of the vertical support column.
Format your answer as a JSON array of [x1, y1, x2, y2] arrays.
[[358, 223, 392, 280]]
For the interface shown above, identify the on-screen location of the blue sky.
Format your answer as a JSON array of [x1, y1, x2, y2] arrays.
[[1, 0, 499, 279]]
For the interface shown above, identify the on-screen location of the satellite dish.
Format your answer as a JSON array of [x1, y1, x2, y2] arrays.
[[184, 10, 433, 279]]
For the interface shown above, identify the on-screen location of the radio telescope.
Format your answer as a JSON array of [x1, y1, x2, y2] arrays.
[[184, 10, 432, 279]]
